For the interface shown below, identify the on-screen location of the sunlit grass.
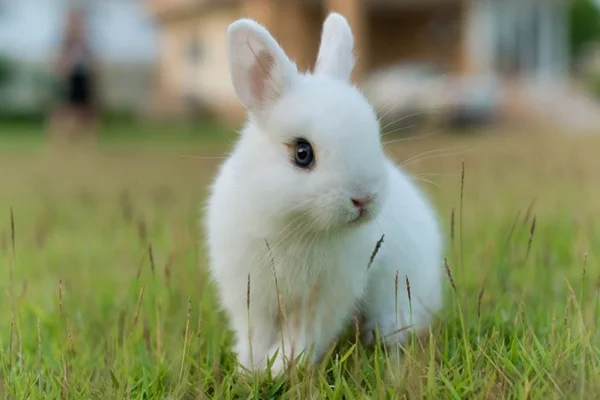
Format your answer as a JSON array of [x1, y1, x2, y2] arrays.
[[0, 122, 599, 398]]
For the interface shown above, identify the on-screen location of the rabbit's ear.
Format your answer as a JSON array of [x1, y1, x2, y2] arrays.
[[227, 19, 298, 118], [314, 13, 355, 82]]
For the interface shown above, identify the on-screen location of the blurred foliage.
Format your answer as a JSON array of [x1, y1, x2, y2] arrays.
[[569, 0, 600, 60], [0, 53, 13, 87], [586, 73, 600, 99]]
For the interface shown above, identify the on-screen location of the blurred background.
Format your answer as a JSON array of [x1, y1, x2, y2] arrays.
[[0, 0, 600, 134]]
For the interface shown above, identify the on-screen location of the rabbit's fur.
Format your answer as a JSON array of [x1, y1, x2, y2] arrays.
[[204, 13, 444, 375]]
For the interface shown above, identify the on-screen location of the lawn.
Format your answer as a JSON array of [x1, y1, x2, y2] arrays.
[[0, 120, 599, 399]]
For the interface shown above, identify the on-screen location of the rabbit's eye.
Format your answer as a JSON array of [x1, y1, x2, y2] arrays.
[[294, 139, 314, 169]]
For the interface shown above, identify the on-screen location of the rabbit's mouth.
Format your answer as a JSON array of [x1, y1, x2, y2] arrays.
[[349, 207, 371, 225]]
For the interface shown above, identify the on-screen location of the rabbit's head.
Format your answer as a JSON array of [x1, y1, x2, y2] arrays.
[[227, 13, 388, 233]]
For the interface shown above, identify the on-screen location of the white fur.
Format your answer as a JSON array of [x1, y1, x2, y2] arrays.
[[314, 12, 355, 81], [227, 19, 298, 120], [204, 13, 444, 375]]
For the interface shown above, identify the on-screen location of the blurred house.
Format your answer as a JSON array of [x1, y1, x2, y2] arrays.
[[0, 0, 158, 115], [145, 0, 600, 130]]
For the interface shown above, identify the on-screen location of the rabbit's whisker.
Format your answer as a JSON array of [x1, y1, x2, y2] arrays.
[[394, 145, 471, 166], [174, 154, 229, 160], [402, 149, 474, 168]]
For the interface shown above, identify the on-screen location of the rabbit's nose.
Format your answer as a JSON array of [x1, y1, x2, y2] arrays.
[[351, 197, 372, 210]]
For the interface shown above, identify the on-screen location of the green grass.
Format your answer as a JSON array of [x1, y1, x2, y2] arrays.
[[0, 121, 599, 398]]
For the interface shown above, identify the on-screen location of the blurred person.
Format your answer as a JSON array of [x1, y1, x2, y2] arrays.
[[48, 8, 100, 146]]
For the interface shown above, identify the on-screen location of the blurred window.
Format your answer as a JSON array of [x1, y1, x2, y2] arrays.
[[186, 35, 204, 66]]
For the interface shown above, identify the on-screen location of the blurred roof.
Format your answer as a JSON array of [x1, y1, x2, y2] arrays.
[[145, 0, 461, 21]]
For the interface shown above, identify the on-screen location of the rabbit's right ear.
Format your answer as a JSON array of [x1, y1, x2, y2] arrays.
[[227, 19, 298, 119]]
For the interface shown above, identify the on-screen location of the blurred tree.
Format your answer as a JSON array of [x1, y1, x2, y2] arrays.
[[0, 0, 11, 88], [0, 54, 13, 88], [570, 0, 600, 60]]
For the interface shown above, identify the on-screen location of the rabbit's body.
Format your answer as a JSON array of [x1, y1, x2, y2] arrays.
[[205, 13, 444, 374]]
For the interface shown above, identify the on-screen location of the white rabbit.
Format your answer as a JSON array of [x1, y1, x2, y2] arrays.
[[204, 12, 444, 375]]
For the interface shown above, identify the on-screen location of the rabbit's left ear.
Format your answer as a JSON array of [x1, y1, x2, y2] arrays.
[[314, 12, 355, 82]]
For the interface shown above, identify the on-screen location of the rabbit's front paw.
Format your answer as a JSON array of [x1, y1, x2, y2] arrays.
[[261, 342, 308, 376], [233, 342, 254, 374]]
